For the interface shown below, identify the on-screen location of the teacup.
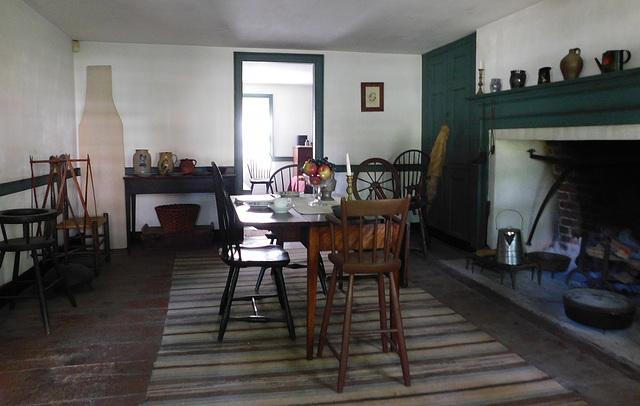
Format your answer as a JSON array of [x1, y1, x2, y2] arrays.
[[273, 197, 291, 209]]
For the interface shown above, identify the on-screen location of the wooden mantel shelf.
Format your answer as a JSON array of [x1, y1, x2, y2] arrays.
[[470, 67, 640, 130]]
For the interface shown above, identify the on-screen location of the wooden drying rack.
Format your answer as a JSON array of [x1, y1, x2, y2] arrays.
[[30, 154, 99, 250]]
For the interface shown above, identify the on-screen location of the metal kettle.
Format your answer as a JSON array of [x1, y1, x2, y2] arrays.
[[595, 50, 631, 73], [496, 210, 524, 265]]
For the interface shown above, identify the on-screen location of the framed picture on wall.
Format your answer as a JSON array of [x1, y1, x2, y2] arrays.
[[361, 82, 384, 112]]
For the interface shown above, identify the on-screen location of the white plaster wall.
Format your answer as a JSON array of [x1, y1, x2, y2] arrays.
[[478, 0, 640, 252], [324, 52, 422, 165], [0, 0, 76, 283], [477, 0, 640, 87], [74, 43, 421, 234], [488, 138, 557, 252]]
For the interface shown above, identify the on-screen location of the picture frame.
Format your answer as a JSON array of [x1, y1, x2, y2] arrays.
[[361, 82, 384, 112]]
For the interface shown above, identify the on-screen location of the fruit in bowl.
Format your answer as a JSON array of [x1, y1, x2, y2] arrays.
[[308, 175, 323, 185], [318, 165, 332, 180], [301, 157, 336, 206], [302, 160, 317, 176]]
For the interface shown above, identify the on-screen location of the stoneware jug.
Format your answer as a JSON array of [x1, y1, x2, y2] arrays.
[[560, 48, 583, 80], [179, 158, 197, 174], [133, 149, 152, 174], [157, 152, 177, 175], [509, 70, 526, 89]]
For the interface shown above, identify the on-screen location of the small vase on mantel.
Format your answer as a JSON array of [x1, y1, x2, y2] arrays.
[[133, 149, 152, 174], [560, 48, 583, 80]]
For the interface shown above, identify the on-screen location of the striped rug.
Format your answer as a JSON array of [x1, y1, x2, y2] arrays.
[[144, 247, 586, 405]]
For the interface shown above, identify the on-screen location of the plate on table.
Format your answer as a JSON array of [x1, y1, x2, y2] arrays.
[[235, 195, 275, 208], [269, 204, 292, 214], [279, 191, 300, 198]]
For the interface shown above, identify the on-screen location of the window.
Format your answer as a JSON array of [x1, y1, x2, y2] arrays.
[[242, 94, 273, 158]]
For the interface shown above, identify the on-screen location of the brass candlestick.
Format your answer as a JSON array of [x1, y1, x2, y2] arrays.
[[346, 175, 354, 200], [477, 68, 484, 95]]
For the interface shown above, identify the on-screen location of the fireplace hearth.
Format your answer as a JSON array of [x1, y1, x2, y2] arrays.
[[489, 127, 640, 293], [494, 137, 640, 291]]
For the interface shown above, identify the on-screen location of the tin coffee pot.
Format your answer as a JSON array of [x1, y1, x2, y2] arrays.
[[495, 209, 524, 265], [595, 50, 631, 73]]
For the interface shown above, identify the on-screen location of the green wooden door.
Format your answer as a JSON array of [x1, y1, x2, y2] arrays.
[[422, 33, 485, 250]]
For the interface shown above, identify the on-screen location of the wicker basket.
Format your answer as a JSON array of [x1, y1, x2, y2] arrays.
[[155, 204, 200, 233]]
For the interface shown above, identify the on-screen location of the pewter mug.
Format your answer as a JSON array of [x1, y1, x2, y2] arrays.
[[490, 78, 502, 92]]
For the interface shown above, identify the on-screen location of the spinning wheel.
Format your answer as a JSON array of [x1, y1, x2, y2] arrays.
[[352, 158, 400, 200]]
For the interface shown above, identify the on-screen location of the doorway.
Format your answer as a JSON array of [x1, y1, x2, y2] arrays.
[[234, 52, 324, 193]]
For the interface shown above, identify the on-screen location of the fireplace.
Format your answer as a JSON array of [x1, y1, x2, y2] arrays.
[[547, 140, 640, 244], [476, 68, 640, 287], [488, 125, 640, 286]]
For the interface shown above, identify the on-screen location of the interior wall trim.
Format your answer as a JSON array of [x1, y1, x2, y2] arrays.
[[472, 67, 640, 130], [0, 169, 81, 198]]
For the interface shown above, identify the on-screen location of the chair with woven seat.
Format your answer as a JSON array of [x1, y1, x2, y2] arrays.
[[317, 195, 412, 393], [246, 153, 273, 194], [211, 161, 295, 341], [393, 149, 431, 258], [253, 163, 329, 295], [56, 213, 111, 276]]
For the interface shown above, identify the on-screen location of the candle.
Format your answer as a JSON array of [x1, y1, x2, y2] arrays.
[[346, 153, 352, 176], [479, 60, 484, 70]]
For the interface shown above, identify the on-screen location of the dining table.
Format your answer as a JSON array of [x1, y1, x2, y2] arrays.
[[232, 193, 410, 361]]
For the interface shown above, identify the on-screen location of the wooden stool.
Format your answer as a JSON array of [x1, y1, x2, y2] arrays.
[[317, 197, 412, 392]]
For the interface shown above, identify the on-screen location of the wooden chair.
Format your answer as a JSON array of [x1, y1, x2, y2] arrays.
[[246, 154, 273, 194], [351, 157, 410, 286], [254, 164, 327, 295], [393, 149, 431, 258], [267, 163, 309, 194], [211, 161, 295, 341], [317, 196, 412, 393]]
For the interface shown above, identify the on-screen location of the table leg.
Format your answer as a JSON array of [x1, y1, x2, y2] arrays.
[[306, 226, 319, 360], [129, 194, 137, 255], [124, 186, 132, 254]]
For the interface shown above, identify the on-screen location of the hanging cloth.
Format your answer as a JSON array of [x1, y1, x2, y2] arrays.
[[426, 122, 450, 204]]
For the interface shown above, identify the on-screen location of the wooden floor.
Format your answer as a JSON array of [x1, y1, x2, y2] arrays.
[[0, 245, 175, 406], [1, 232, 639, 405]]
